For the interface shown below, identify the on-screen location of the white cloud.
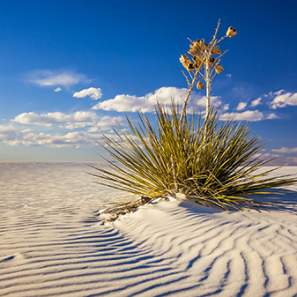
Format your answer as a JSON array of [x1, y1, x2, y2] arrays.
[[14, 112, 51, 126], [236, 102, 247, 111], [220, 110, 280, 122], [1, 112, 124, 148], [13, 111, 97, 127], [16, 130, 91, 148], [13, 110, 124, 133], [93, 87, 186, 112], [27, 70, 89, 88], [223, 104, 229, 111], [251, 97, 262, 107], [70, 111, 98, 122], [266, 113, 279, 120], [0, 124, 27, 145], [272, 147, 297, 154], [272, 89, 285, 96], [73, 87, 102, 100], [0, 124, 36, 146], [271, 91, 297, 109], [220, 110, 265, 122], [54, 87, 62, 93], [88, 116, 123, 133], [270, 146, 297, 165], [195, 95, 222, 110], [12, 109, 123, 132], [92, 86, 222, 113], [0, 124, 21, 134], [31, 131, 88, 148]]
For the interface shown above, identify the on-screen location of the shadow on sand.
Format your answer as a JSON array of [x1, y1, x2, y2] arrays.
[[177, 189, 297, 215], [254, 188, 297, 212]]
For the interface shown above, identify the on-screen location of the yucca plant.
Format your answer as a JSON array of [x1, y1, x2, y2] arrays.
[[92, 21, 296, 220], [92, 104, 295, 212]]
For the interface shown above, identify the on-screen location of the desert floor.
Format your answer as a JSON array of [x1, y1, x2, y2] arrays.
[[0, 163, 297, 297]]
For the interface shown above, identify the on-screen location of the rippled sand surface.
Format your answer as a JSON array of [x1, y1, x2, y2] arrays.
[[0, 163, 297, 297]]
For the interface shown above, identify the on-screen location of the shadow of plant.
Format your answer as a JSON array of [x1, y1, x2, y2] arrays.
[[176, 189, 297, 215], [253, 189, 297, 212]]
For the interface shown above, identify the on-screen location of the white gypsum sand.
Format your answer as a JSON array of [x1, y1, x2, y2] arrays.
[[0, 163, 297, 296]]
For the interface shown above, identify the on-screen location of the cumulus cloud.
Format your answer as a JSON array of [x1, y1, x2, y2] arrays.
[[220, 110, 265, 122], [220, 110, 279, 122], [266, 113, 279, 120], [271, 91, 297, 109], [236, 102, 247, 111], [0, 124, 53, 147], [54, 87, 62, 93], [88, 116, 123, 133], [92, 87, 222, 113], [270, 146, 297, 165], [27, 70, 89, 88], [73, 87, 102, 100], [272, 89, 285, 96], [222, 104, 229, 111], [272, 147, 297, 154], [13, 111, 97, 127], [1, 130, 91, 148], [251, 97, 262, 107], [0, 124, 29, 146], [92, 87, 186, 112], [29, 131, 89, 148], [1, 112, 124, 148], [30, 128, 122, 148]]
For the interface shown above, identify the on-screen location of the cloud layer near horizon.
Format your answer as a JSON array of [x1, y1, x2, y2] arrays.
[[0, 111, 124, 148], [1, 85, 297, 165]]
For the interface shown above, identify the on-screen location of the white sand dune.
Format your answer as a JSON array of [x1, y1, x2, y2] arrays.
[[0, 163, 297, 297]]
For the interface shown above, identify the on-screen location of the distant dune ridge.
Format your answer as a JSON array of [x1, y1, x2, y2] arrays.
[[0, 163, 297, 296]]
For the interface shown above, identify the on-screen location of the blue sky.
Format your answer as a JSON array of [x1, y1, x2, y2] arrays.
[[0, 0, 297, 163]]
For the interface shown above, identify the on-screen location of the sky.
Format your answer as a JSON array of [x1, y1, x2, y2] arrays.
[[0, 0, 297, 163]]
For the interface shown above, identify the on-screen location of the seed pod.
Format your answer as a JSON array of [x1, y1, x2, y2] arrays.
[[179, 54, 194, 71], [188, 41, 200, 56], [209, 57, 216, 65], [197, 81, 204, 90], [193, 56, 202, 68], [188, 39, 207, 56], [215, 64, 224, 74], [211, 46, 221, 55], [179, 54, 188, 66], [199, 40, 208, 50], [188, 63, 195, 70], [226, 26, 237, 38]]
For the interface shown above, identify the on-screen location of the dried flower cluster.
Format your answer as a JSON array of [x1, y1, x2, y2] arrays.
[[179, 21, 237, 119]]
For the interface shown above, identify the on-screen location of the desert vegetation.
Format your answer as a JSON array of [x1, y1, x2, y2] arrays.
[[92, 21, 296, 221]]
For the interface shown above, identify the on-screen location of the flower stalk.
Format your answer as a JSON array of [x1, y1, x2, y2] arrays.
[[179, 20, 237, 121]]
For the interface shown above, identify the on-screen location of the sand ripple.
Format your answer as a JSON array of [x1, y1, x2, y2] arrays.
[[0, 164, 297, 296]]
